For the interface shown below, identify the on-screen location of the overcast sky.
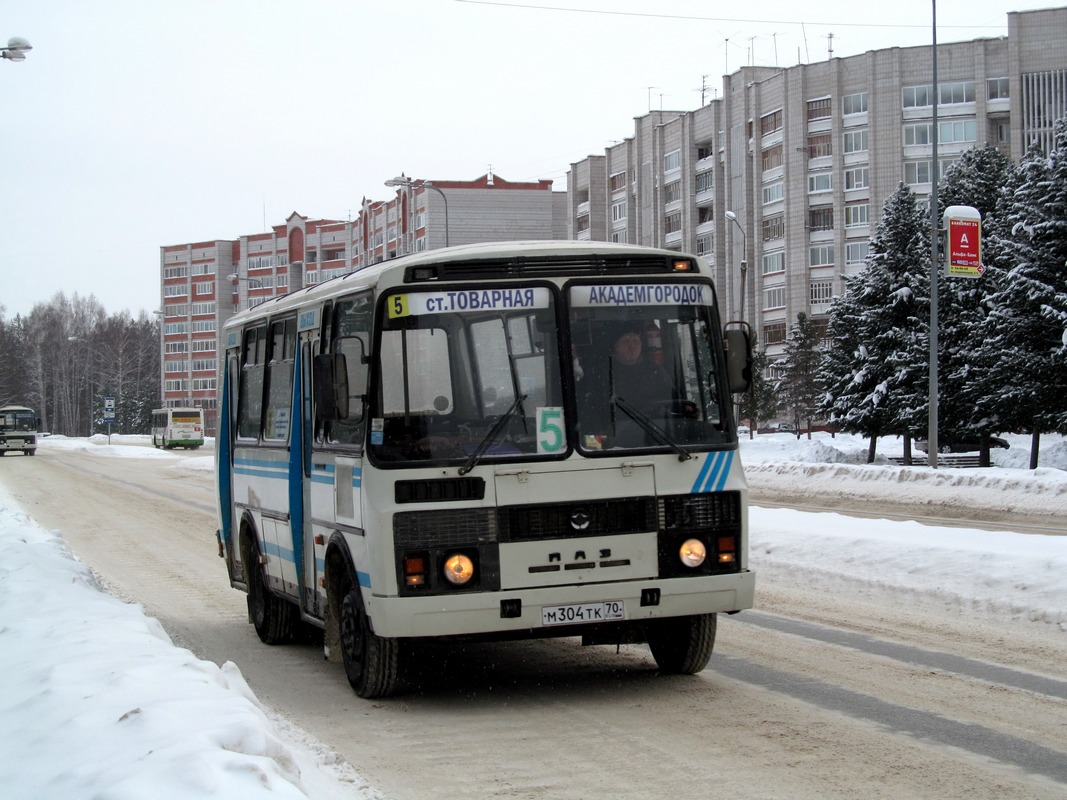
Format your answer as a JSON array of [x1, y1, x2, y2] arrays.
[[0, 0, 1050, 320]]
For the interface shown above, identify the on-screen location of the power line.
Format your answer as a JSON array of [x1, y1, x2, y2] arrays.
[[454, 0, 1003, 30]]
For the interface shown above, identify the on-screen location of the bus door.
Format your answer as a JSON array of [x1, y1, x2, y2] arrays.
[[310, 294, 373, 609]]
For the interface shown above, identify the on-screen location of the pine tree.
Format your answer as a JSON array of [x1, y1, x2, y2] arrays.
[[778, 313, 822, 436], [981, 120, 1067, 464], [936, 145, 1014, 454], [737, 335, 780, 436], [819, 183, 930, 460]]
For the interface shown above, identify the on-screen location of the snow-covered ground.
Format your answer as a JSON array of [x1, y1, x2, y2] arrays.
[[1, 432, 1065, 798]]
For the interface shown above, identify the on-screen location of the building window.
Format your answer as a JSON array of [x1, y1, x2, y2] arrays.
[[807, 172, 833, 194], [764, 284, 786, 310], [663, 149, 681, 172], [904, 160, 932, 184], [664, 181, 682, 204], [193, 320, 216, 332], [939, 81, 975, 104], [995, 121, 1011, 144], [845, 166, 869, 190], [697, 143, 714, 160], [191, 263, 216, 276], [610, 171, 627, 191], [664, 212, 682, 234], [165, 266, 189, 279], [811, 280, 834, 305], [612, 201, 627, 223], [808, 207, 834, 231], [843, 128, 869, 153], [939, 118, 977, 143], [762, 181, 784, 205], [762, 215, 785, 241], [762, 251, 785, 275], [807, 133, 832, 159], [903, 85, 933, 108], [988, 77, 1009, 100], [905, 123, 933, 145], [843, 92, 869, 115], [760, 109, 784, 136], [611, 230, 627, 244], [809, 244, 835, 267], [695, 171, 714, 193], [194, 281, 213, 294], [191, 302, 216, 315], [164, 322, 188, 335], [192, 378, 217, 391], [845, 203, 869, 227], [192, 340, 214, 352], [192, 358, 217, 372], [698, 207, 714, 224], [164, 380, 188, 392], [696, 234, 713, 256], [165, 342, 188, 354], [807, 97, 832, 121], [763, 322, 787, 345], [846, 241, 870, 265], [576, 215, 590, 233], [761, 144, 783, 171], [165, 360, 188, 373], [163, 285, 187, 298]]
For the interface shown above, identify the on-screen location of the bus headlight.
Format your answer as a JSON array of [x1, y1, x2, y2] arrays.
[[442, 553, 475, 586], [679, 538, 707, 568]]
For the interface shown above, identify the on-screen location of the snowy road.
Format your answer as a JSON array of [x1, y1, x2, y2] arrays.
[[3, 440, 1066, 799]]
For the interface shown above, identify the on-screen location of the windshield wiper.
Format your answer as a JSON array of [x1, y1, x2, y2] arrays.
[[459, 393, 528, 475], [612, 395, 692, 461]]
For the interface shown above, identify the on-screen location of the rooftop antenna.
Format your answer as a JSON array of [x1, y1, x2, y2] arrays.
[[801, 23, 810, 63], [695, 74, 711, 106], [647, 86, 658, 112], [771, 32, 780, 66], [487, 164, 494, 185], [827, 32, 834, 60], [748, 36, 757, 66]]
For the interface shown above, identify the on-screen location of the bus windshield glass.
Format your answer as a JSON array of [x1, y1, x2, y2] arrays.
[[370, 285, 563, 465], [569, 281, 732, 454], [1, 409, 36, 432]]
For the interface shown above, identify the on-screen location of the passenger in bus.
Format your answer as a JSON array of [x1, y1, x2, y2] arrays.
[[609, 327, 672, 416]]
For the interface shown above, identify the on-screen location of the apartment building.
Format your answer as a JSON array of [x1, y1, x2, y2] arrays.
[[158, 174, 565, 432], [567, 6, 1067, 363]]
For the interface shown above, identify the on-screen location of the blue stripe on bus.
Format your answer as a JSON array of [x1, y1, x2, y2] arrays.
[[234, 457, 288, 470], [234, 466, 289, 481], [690, 451, 734, 493], [357, 570, 371, 588], [352, 469, 362, 489], [310, 472, 335, 485], [261, 539, 296, 562]]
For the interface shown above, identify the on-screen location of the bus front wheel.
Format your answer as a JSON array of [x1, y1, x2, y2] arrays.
[[340, 586, 399, 698], [647, 612, 717, 674], [247, 540, 296, 645]]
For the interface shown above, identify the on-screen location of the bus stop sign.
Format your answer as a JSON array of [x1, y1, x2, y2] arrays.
[[103, 396, 116, 423], [943, 205, 984, 279]]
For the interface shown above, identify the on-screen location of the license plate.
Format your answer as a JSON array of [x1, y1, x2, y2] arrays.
[[541, 601, 625, 626]]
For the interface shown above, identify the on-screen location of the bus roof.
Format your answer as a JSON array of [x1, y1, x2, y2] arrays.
[[223, 240, 709, 332]]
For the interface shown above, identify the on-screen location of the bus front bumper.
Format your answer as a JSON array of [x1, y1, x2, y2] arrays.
[[364, 570, 755, 639]]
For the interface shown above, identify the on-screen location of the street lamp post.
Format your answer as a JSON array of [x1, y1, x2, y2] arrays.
[[1, 36, 32, 62], [385, 176, 450, 249], [724, 210, 748, 322]]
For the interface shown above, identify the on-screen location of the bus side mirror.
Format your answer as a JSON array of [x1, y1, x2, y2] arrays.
[[313, 353, 350, 421], [723, 323, 752, 394]]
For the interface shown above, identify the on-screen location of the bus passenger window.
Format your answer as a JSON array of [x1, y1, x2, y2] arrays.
[[236, 325, 265, 439], [264, 317, 297, 441]]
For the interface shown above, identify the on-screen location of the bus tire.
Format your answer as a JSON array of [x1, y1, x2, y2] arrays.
[[647, 612, 717, 674], [340, 585, 399, 698], [247, 540, 296, 645]]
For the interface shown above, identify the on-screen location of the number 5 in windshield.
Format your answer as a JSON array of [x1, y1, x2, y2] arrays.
[[537, 407, 565, 454]]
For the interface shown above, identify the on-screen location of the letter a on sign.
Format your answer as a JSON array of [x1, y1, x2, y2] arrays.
[[942, 205, 983, 279]]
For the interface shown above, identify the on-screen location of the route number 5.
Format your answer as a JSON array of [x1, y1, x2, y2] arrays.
[[537, 407, 565, 454]]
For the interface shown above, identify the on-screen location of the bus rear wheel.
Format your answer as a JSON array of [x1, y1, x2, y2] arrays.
[[340, 585, 399, 698], [247, 541, 296, 645], [647, 613, 717, 674]]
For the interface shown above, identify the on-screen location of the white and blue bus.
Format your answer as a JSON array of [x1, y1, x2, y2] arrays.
[[216, 241, 754, 697]]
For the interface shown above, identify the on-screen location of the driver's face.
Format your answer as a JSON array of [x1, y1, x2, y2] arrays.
[[614, 332, 643, 365]]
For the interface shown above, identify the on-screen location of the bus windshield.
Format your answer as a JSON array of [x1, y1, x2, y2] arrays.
[[368, 280, 733, 465], [370, 285, 562, 464], [569, 281, 732, 454], [1, 409, 37, 432]]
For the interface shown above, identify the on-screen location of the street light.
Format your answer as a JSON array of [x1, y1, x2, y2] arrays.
[[724, 210, 748, 322], [385, 175, 450, 248], [2, 37, 32, 62]]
